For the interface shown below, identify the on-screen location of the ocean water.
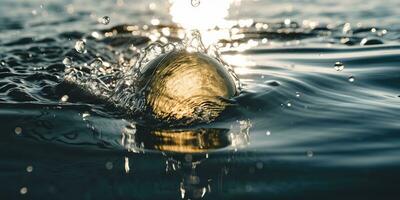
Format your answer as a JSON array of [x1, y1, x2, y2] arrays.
[[1, 0, 400, 199]]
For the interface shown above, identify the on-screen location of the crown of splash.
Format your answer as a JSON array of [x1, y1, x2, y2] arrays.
[[64, 30, 241, 118]]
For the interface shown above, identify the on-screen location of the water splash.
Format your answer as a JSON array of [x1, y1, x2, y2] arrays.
[[64, 30, 240, 124]]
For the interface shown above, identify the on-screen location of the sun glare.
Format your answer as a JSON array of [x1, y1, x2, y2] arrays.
[[169, 0, 235, 47]]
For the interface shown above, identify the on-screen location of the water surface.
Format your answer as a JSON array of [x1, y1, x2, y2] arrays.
[[1, 0, 400, 199]]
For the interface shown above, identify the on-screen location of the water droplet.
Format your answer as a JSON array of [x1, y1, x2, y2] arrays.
[[295, 92, 301, 98], [334, 62, 344, 71], [82, 112, 90, 120], [62, 57, 72, 67], [284, 18, 291, 26], [306, 150, 314, 157], [74, 40, 86, 54], [124, 157, 130, 173], [149, 3, 156, 10], [26, 165, 33, 173], [60, 95, 69, 102], [0, 60, 5, 66], [191, 0, 200, 7], [89, 58, 103, 68], [98, 16, 110, 25], [15, 127, 22, 135], [105, 161, 113, 170], [266, 131, 271, 136], [287, 102, 292, 107], [348, 76, 355, 82], [256, 162, 263, 169], [150, 18, 160, 25], [20, 187, 28, 195], [261, 38, 268, 44]]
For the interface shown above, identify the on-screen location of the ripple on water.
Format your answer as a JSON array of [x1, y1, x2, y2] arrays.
[[0, 2, 400, 197]]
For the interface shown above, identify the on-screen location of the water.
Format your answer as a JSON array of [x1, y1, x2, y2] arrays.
[[1, 0, 400, 199]]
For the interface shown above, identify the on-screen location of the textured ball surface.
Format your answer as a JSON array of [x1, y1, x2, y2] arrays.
[[139, 51, 237, 123]]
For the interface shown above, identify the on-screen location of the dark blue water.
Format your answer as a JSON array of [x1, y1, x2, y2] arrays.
[[1, 0, 400, 199]]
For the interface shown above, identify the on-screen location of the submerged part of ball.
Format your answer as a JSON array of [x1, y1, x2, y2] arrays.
[[139, 51, 237, 124], [131, 127, 231, 153]]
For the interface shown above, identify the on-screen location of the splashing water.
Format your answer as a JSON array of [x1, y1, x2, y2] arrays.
[[2, 0, 400, 199], [64, 30, 240, 124]]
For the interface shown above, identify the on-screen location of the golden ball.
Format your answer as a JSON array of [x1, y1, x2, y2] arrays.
[[138, 50, 237, 123]]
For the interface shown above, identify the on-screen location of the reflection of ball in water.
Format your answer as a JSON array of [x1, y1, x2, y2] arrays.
[[139, 51, 237, 123]]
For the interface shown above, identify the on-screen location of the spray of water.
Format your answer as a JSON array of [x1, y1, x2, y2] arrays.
[[64, 30, 241, 123]]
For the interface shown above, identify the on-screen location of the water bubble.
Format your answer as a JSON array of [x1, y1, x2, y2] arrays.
[[334, 62, 344, 71], [15, 127, 22, 135], [62, 57, 72, 67], [60, 95, 69, 102], [105, 161, 113, 170], [98, 16, 110, 25], [191, 0, 200, 7], [295, 92, 301, 98], [256, 162, 264, 169], [306, 150, 314, 157], [74, 40, 86, 54], [286, 102, 292, 107], [266, 131, 271, 136], [20, 187, 28, 195], [0, 60, 5, 66], [348, 75, 355, 82], [26, 165, 33, 173], [89, 58, 103, 68]]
